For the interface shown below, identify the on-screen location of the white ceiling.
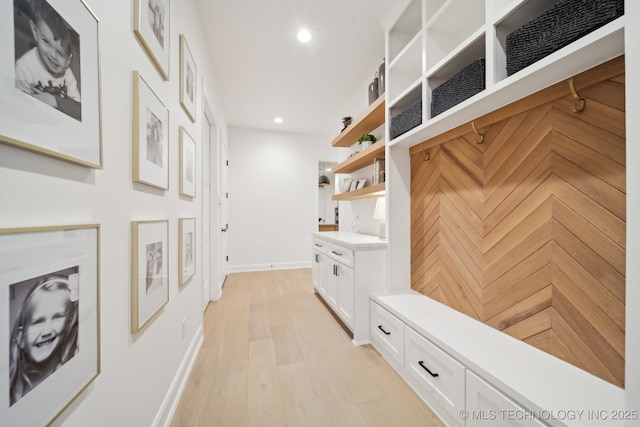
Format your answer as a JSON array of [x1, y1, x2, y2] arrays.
[[194, 0, 406, 135]]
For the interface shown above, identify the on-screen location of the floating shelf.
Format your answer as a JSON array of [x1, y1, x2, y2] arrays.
[[333, 139, 385, 175], [332, 96, 385, 148], [332, 183, 385, 201]]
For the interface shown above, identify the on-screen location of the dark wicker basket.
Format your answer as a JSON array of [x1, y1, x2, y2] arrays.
[[390, 99, 422, 140], [430, 58, 485, 118], [506, 0, 624, 76]]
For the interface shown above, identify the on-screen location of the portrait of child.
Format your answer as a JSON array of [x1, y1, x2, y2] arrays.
[[13, 0, 82, 121], [145, 241, 163, 293], [8, 267, 79, 406]]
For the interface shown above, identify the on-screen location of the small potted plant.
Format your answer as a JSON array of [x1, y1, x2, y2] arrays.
[[341, 116, 352, 132], [358, 133, 377, 149]]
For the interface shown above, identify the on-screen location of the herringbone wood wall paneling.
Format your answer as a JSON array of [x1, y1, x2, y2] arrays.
[[409, 56, 626, 387]]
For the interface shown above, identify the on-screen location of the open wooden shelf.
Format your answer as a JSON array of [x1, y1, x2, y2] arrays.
[[333, 139, 385, 175], [332, 183, 385, 201], [332, 96, 386, 147]]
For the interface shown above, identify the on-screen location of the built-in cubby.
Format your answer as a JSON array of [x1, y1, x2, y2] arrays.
[[386, 0, 626, 147]]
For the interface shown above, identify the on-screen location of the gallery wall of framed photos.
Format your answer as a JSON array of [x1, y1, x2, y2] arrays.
[[0, 0, 230, 425]]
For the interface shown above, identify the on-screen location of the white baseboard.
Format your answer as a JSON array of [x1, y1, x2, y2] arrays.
[[229, 261, 311, 273], [152, 324, 204, 427]]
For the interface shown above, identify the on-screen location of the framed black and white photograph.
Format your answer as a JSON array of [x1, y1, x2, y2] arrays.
[[355, 178, 366, 190], [0, 0, 102, 168], [134, 0, 170, 80], [131, 220, 169, 333], [0, 225, 100, 426], [349, 179, 358, 191], [132, 71, 169, 190], [178, 218, 195, 287], [179, 126, 196, 198], [179, 34, 196, 122]]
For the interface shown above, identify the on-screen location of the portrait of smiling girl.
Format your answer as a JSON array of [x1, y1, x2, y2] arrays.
[[8, 268, 79, 406]]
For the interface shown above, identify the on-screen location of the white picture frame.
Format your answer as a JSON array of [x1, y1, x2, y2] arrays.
[[1, 0, 102, 167], [132, 71, 169, 190], [134, 0, 170, 80], [179, 127, 196, 198], [131, 220, 169, 332], [0, 224, 100, 426], [355, 178, 366, 190]]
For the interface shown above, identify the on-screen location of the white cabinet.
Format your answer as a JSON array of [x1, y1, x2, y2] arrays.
[[405, 326, 466, 425], [311, 232, 386, 344], [371, 301, 405, 369], [370, 291, 626, 427], [466, 371, 546, 427]]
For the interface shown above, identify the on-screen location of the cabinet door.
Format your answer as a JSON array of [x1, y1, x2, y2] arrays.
[[313, 251, 329, 298], [466, 371, 546, 427], [336, 262, 354, 330], [326, 262, 339, 310]]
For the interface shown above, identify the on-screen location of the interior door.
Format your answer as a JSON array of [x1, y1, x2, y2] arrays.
[[218, 134, 229, 289], [201, 111, 213, 311]]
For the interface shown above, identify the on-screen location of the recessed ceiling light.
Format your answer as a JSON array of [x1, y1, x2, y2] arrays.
[[274, 117, 283, 124], [297, 29, 311, 43]]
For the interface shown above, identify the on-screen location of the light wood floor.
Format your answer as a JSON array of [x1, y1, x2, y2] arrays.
[[170, 269, 444, 427]]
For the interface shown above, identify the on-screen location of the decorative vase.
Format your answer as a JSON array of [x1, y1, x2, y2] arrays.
[[368, 75, 379, 105], [378, 58, 386, 95]]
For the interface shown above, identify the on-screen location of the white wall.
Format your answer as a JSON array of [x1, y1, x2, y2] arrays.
[[0, 0, 227, 425], [227, 127, 335, 272]]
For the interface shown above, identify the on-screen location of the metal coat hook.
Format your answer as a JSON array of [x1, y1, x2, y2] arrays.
[[471, 121, 484, 144], [420, 142, 430, 161], [569, 78, 585, 113]]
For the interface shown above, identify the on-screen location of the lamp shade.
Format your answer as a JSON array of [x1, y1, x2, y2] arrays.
[[373, 197, 386, 220]]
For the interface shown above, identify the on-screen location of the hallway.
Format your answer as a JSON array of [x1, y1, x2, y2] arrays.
[[170, 269, 444, 426]]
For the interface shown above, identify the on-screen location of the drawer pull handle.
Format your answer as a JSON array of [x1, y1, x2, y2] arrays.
[[377, 325, 391, 335], [314, 243, 322, 247], [418, 361, 439, 378], [331, 250, 343, 256]]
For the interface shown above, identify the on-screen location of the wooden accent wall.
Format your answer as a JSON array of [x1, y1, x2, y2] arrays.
[[409, 57, 625, 387]]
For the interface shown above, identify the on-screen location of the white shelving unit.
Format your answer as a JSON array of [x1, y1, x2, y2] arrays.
[[385, 0, 625, 147], [380, 0, 639, 424]]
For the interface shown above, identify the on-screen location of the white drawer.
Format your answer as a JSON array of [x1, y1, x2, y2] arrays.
[[326, 242, 354, 268], [312, 239, 328, 254], [371, 302, 404, 367], [404, 326, 466, 425], [466, 371, 547, 427]]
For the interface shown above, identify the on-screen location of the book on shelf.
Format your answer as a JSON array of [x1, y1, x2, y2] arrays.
[[373, 158, 385, 185]]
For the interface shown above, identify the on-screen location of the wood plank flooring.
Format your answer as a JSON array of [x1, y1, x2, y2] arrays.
[[170, 269, 444, 427]]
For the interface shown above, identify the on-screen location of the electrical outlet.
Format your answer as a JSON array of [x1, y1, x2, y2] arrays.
[[181, 318, 187, 338]]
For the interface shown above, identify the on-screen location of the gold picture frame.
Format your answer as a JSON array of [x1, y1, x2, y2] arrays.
[[0, 224, 100, 426], [131, 220, 169, 332], [132, 71, 170, 190], [1, 0, 102, 168], [133, 0, 170, 80], [179, 127, 196, 198], [179, 34, 197, 122], [178, 218, 195, 287]]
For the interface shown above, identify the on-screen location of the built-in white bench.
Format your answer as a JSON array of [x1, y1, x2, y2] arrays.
[[370, 290, 626, 427]]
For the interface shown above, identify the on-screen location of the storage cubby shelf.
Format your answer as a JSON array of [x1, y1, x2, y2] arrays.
[[389, 16, 624, 149], [332, 96, 385, 148], [333, 139, 385, 175], [332, 183, 385, 201]]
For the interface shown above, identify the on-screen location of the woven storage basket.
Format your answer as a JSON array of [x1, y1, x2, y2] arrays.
[[390, 99, 422, 140], [431, 58, 485, 118], [506, 0, 624, 76]]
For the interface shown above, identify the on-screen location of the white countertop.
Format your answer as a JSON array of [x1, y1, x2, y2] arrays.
[[311, 231, 387, 249]]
